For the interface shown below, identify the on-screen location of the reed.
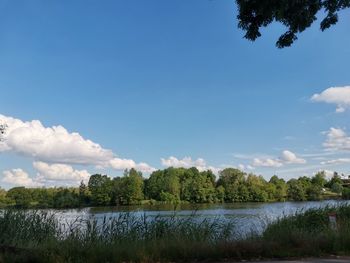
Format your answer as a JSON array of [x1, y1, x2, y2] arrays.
[[0, 205, 349, 262]]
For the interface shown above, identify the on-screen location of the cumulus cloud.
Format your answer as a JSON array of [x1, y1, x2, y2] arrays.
[[311, 86, 350, 113], [323, 127, 350, 151], [161, 156, 206, 168], [280, 150, 306, 164], [33, 161, 90, 184], [253, 158, 283, 168], [2, 169, 43, 187], [1, 162, 93, 188], [252, 150, 306, 168], [161, 156, 220, 174], [0, 115, 113, 165], [134, 162, 156, 173], [109, 158, 155, 173], [0, 114, 155, 173]]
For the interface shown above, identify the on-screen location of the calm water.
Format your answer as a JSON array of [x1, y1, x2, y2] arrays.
[[51, 199, 350, 236]]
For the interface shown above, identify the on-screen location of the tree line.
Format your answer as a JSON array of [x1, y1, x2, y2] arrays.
[[0, 167, 349, 208]]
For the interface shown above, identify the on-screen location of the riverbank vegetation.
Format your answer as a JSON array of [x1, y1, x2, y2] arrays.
[[0, 167, 349, 208], [0, 205, 350, 262]]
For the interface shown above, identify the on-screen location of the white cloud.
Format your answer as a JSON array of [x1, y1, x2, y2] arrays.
[[33, 161, 90, 184], [253, 158, 283, 168], [233, 153, 272, 160], [161, 156, 206, 168], [109, 158, 155, 173], [280, 150, 306, 164], [0, 114, 155, 173], [299, 152, 337, 158], [134, 162, 156, 173], [161, 156, 220, 174], [2, 169, 43, 188], [238, 164, 245, 170], [323, 127, 350, 151], [0, 115, 113, 165], [321, 158, 350, 165], [277, 164, 333, 175], [252, 150, 306, 168], [2, 163, 91, 188], [311, 86, 350, 113], [321, 170, 336, 180], [247, 165, 255, 170], [238, 164, 255, 171]]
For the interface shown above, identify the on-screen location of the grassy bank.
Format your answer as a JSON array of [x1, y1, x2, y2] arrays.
[[0, 205, 350, 262]]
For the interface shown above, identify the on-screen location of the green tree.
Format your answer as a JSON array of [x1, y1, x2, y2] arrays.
[[6, 187, 32, 208], [217, 168, 246, 202], [216, 185, 225, 202], [306, 185, 323, 200], [159, 191, 178, 203], [298, 176, 312, 189], [246, 174, 268, 202], [312, 171, 327, 188], [342, 188, 350, 199], [0, 187, 10, 206], [331, 182, 343, 194], [53, 188, 80, 208], [269, 175, 287, 201], [146, 168, 181, 201], [88, 174, 113, 206], [287, 179, 306, 201], [327, 173, 344, 193], [264, 182, 277, 201], [31, 188, 55, 208], [79, 181, 90, 205], [237, 184, 250, 202], [198, 170, 217, 203], [179, 168, 217, 203], [236, 0, 350, 48], [118, 168, 144, 205], [111, 177, 123, 205]]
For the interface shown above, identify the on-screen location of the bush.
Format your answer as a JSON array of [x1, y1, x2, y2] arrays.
[[342, 188, 350, 199], [331, 182, 343, 194], [159, 191, 179, 203], [262, 205, 350, 257]]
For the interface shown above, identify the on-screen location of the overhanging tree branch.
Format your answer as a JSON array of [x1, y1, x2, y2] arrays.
[[236, 0, 350, 48]]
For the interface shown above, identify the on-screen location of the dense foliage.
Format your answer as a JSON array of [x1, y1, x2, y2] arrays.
[[0, 168, 348, 208], [236, 0, 350, 48]]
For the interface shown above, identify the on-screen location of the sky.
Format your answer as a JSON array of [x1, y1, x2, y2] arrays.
[[0, 0, 350, 189]]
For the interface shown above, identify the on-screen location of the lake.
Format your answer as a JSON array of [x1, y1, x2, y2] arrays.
[[50, 199, 350, 236]]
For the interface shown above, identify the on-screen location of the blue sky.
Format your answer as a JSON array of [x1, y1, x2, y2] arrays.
[[1, 0, 350, 188]]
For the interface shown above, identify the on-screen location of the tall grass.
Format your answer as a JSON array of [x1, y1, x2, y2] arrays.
[[0, 205, 350, 262], [262, 205, 350, 257]]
